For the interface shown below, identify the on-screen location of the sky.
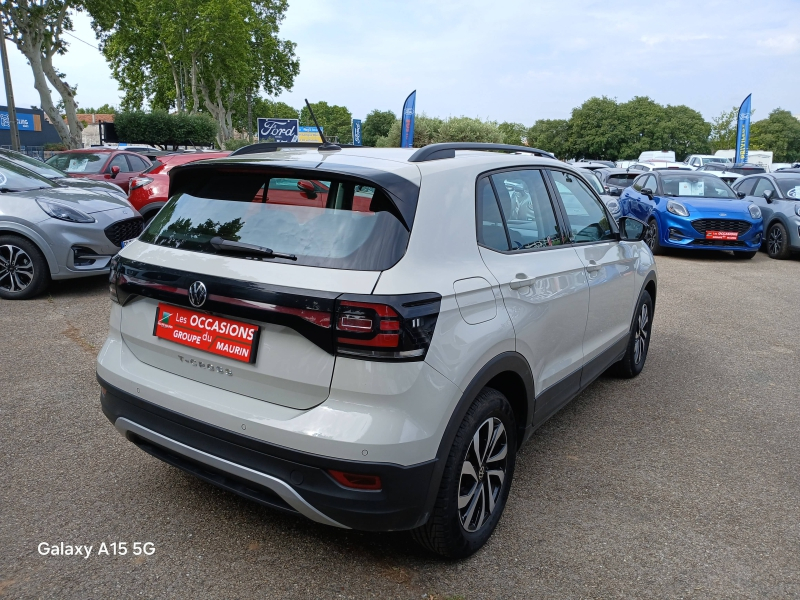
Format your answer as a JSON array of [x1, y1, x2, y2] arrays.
[[2, 0, 799, 124]]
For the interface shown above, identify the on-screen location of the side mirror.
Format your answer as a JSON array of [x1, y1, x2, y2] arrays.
[[763, 189, 774, 203], [296, 179, 317, 199], [609, 188, 622, 197], [736, 191, 746, 199], [619, 216, 647, 241], [640, 187, 654, 198], [110, 165, 120, 179]]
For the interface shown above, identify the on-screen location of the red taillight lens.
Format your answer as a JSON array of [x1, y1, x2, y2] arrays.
[[328, 470, 382, 491], [333, 294, 441, 360]]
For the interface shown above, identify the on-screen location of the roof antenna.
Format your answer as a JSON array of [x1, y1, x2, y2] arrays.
[[304, 99, 341, 151]]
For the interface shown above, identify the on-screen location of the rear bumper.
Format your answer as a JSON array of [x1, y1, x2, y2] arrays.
[[98, 377, 437, 531]]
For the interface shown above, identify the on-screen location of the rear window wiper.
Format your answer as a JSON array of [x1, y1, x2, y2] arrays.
[[209, 236, 297, 261]]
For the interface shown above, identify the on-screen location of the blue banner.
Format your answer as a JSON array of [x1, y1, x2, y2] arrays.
[[0, 112, 35, 131], [400, 91, 416, 148], [735, 94, 752, 164], [257, 118, 299, 142], [352, 119, 362, 146]]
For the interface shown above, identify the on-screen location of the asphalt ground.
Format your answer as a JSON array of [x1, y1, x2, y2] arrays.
[[1, 250, 799, 599]]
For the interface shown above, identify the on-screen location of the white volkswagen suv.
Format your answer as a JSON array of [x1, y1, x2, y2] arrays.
[[97, 142, 657, 558]]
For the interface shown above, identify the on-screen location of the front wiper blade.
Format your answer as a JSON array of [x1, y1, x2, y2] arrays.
[[209, 236, 297, 261]]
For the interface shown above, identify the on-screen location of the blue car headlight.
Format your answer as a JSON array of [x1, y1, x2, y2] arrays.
[[667, 200, 689, 217], [36, 198, 95, 223], [748, 204, 762, 219]]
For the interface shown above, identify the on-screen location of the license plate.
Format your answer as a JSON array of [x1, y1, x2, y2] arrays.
[[121, 238, 136, 248], [705, 230, 738, 241], [153, 303, 260, 363]]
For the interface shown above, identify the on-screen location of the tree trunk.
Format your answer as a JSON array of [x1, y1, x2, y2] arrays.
[[199, 75, 233, 148], [190, 55, 200, 114], [162, 41, 182, 112], [40, 52, 82, 148]]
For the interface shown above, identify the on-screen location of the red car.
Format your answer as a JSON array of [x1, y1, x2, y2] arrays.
[[128, 152, 231, 223], [45, 148, 152, 193]]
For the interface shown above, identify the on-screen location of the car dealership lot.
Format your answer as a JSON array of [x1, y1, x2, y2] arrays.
[[1, 252, 798, 599]]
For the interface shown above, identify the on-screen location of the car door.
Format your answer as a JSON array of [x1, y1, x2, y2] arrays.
[[748, 177, 778, 225], [636, 174, 658, 221], [476, 170, 590, 417], [104, 154, 134, 192], [547, 168, 637, 384]]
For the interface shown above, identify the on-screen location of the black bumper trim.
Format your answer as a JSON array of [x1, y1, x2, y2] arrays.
[[98, 376, 437, 531]]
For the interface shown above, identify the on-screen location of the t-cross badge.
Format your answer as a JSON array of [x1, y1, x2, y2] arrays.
[[97, 142, 657, 558]]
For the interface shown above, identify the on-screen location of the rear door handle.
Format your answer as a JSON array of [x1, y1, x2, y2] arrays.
[[586, 260, 602, 273]]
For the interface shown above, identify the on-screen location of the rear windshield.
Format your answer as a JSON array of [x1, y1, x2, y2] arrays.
[[46, 152, 107, 174], [140, 173, 410, 270], [660, 174, 736, 198], [607, 173, 638, 186]]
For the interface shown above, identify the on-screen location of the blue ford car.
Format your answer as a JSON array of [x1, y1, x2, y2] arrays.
[[620, 171, 763, 258]]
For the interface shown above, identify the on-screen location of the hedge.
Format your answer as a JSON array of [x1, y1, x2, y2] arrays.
[[114, 111, 217, 148]]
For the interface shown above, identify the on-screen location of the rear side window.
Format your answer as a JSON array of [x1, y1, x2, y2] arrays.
[[476, 178, 509, 251], [490, 170, 564, 250], [549, 170, 616, 244], [140, 171, 410, 271], [127, 154, 149, 172]]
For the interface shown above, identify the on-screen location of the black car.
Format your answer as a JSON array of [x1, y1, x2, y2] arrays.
[[698, 162, 766, 175], [573, 159, 616, 170], [595, 168, 641, 196]]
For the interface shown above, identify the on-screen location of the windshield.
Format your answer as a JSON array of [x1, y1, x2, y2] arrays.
[[140, 174, 410, 270], [0, 150, 65, 179], [703, 157, 728, 165], [0, 157, 58, 191], [776, 178, 800, 199], [46, 152, 108, 174], [660, 174, 736, 198]]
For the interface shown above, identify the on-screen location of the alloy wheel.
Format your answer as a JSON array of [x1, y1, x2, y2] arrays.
[[768, 226, 784, 256], [644, 221, 657, 250], [458, 417, 508, 532], [633, 303, 649, 365], [0, 244, 35, 293]]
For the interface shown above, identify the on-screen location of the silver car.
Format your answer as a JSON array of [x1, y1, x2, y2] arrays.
[[577, 168, 621, 221], [733, 172, 800, 259], [0, 158, 142, 299], [0, 148, 129, 201]]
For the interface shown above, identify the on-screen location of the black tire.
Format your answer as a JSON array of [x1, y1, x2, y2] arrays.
[[0, 235, 50, 300], [611, 290, 653, 379], [644, 218, 663, 255], [733, 251, 757, 260], [412, 388, 517, 559], [766, 222, 791, 259]]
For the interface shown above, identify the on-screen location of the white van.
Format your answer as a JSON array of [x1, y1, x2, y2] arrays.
[[638, 150, 676, 162]]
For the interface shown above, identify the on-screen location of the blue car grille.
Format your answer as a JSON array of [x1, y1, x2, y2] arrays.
[[691, 219, 751, 235], [104, 217, 144, 247]]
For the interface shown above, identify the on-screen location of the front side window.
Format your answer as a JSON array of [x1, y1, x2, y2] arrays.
[[643, 175, 658, 192], [108, 155, 131, 173], [490, 170, 564, 250], [752, 177, 776, 197], [140, 171, 410, 271], [46, 152, 107, 174], [734, 177, 756, 196], [549, 170, 615, 244]]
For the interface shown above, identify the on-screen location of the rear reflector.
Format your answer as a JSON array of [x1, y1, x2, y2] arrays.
[[328, 470, 382, 491]]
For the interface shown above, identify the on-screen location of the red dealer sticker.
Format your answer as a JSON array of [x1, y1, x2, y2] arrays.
[[153, 303, 260, 363], [705, 230, 739, 241]]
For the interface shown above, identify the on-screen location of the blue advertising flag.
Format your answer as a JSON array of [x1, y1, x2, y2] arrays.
[[352, 119, 362, 146], [735, 94, 752, 164], [400, 91, 416, 148]]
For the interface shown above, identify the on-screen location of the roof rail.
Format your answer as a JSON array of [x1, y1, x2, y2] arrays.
[[407, 143, 556, 163], [230, 142, 357, 157]]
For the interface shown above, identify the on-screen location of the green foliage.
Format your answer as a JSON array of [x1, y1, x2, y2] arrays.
[[376, 115, 442, 148], [77, 103, 117, 114], [230, 98, 298, 136], [527, 119, 571, 158], [362, 110, 396, 146], [114, 111, 217, 148], [750, 109, 800, 162], [709, 107, 738, 153], [44, 142, 68, 151], [222, 138, 253, 151], [300, 101, 353, 144], [498, 122, 527, 146], [375, 115, 504, 147]]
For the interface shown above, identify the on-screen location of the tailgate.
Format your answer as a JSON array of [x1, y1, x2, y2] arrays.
[[114, 246, 379, 410]]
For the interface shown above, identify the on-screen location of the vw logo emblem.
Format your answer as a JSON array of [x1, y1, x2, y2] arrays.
[[188, 281, 207, 307]]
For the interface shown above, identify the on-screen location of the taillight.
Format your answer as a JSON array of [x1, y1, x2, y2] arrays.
[[109, 256, 120, 303], [328, 470, 382, 491], [129, 177, 153, 191], [334, 293, 441, 361]]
